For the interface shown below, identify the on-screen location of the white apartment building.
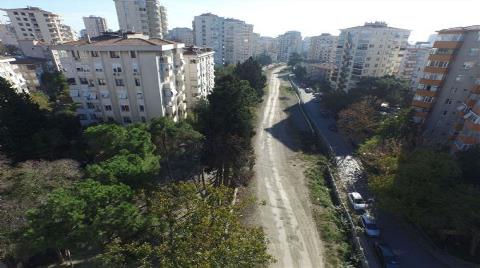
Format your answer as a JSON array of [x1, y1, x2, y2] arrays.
[[302, 36, 311, 54], [307, 33, 338, 63], [397, 42, 432, 89], [0, 23, 18, 46], [334, 22, 410, 91], [254, 36, 278, 61], [53, 33, 187, 126], [0, 57, 28, 93], [193, 13, 255, 65], [276, 31, 302, 62], [183, 46, 215, 107], [83, 16, 108, 38], [0, 6, 77, 44], [114, 0, 168, 38], [167, 27, 194, 46]]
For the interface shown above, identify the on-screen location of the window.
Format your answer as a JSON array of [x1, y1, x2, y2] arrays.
[[424, 96, 434, 103], [91, 51, 99, 57], [101, 91, 109, 98], [469, 48, 479, 56], [105, 105, 112, 111], [115, 79, 124, 86], [130, 51, 136, 58], [98, 79, 106, 85], [67, 78, 76, 85], [86, 102, 95, 109], [137, 92, 144, 99], [135, 78, 141, 86], [445, 98, 451, 104], [139, 105, 145, 112], [18, 23, 23, 26], [121, 105, 130, 112], [113, 66, 122, 73], [123, 117, 132, 123], [79, 78, 89, 85], [109, 51, 120, 58]]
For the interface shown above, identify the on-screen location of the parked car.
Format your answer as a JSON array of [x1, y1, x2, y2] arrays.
[[348, 192, 367, 211], [374, 242, 400, 268], [360, 213, 380, 237], [305, 87, 313, 93]]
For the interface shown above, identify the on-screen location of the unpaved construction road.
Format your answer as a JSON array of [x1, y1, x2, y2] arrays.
[[249, 67, 324, 268]]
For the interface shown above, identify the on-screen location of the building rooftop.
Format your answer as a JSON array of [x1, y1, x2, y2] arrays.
[[12, 57, 47, 65], [183, 46, 214, 56], [0, 6, 55, 15], [341, 21, 410, 31], [438, 25, 480, 34], [61, 33, 180, 47]]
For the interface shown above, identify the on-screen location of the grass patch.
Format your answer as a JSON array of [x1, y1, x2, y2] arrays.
[[303, 154, 358, 268]]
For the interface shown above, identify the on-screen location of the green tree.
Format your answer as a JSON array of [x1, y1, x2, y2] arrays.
[[20, 180, 144, 261], [350, 76, 412, 108], [255, 52, 273, 66], [99, 183, 273, 267], [287, 52, 302, 66], [234, 57, 267, 99], [40, 71, 69, 102], [457, 145, 480, 185], [337, 98, 380, 144], [293, 65, 307, 81]]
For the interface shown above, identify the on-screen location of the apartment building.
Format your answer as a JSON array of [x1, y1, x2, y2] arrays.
[[83, 16, 108, 38], [11, 57, 46, 92], [276, 31, 302, 62], [193, 13, 255, 65], [0, 23, 18, 46], [167, 27, 194, 46], [410, 25, 480, 151], [53, 33, 187, 126], [334, 22, 410, 91], [114, 0, 168, 38], [183, 46, 215, 107], [0, 57, 28, 93], [397, 42, 432, 89], [17, 39, 62, 71], [307, 33, 338, 63], [0, 6, 77, 44], [254, 36, 278, 61], [302, 36, 311, 55]]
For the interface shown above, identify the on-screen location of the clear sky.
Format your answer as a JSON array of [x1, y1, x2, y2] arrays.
[[0, 0, 478, 42]]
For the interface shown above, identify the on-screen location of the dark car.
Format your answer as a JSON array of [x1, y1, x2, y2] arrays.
[[374, 242, 400, 268]]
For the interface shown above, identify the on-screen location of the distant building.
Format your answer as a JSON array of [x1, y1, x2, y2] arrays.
[[0, 23, 18, 46], [410, 25, 480, 151], [276, 31, 302, 62], [83, 16, 108, 38], [11, 57, 46, 91], [303, 62, 335, 81], [307, 33, 338, 63], [397, 42, 432, 89], [167, 27, 194, 46], [17, 39, 62, 71], [333, 22, 410, 91], [302, 36, 311, 54], [0, 56, 27, 92], [254, 36, 277, 61], [53, 33, 187, 126], [114, 0, 168, 38], [193, 13, 255, 65], [0, 6, 77, 44], [183, 46, 215, 107]]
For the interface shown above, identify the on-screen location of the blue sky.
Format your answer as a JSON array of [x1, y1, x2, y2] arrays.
[[1, 0, 478, 42]]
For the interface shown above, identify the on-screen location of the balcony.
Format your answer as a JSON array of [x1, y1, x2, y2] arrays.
[[428, 54, 455, 62], [465, 119, 480, 132], [415, 90, 437, 97], [419, 78, 443, 86], [433, 41, 462, 49], [424, 66, 448, 74], [412, 100, 433, 109]]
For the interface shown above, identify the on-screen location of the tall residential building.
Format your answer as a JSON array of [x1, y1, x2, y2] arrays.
[[410, 25, 480, 151], [223, 19, 254, 64], [254, 36, 278, 61], [53, 33, 187, 126], [0, 57, 27, 93], [397, 42, 432, 89], [276, 31, 302, 62], [0, 23, 18, 46], [183, 46, 215, 107], [307, 33, 338, 63], [114, 0, 168, 38], [193, 13, 255, 65], [83, 16, 108, 38], [302, 36, 311, 54], [0, 6, 77, 44], [334, 22, 410, 91], [167, 27, 194, 46]]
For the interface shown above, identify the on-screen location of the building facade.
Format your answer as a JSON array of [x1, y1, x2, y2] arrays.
[[0, 57, 28, 93], [11, 57, 46, 92], [254, 36, 278, 61], [0, 23, 18, 46], [334, 22, 410, 91], [17, 39, 62, 71], [410, 26, 480, 151], [192, 13, 224, 65], [183, 46, 215, 107], [0, 7, 77, 44], [167, 27, 194, 46], [397, 42, 432, 89], [276, 31, 302, 62], [53, 33, 187, 126], [83, 16, 108, 38], [114, 0, 168, 38], [307, 33, 338, 63]]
